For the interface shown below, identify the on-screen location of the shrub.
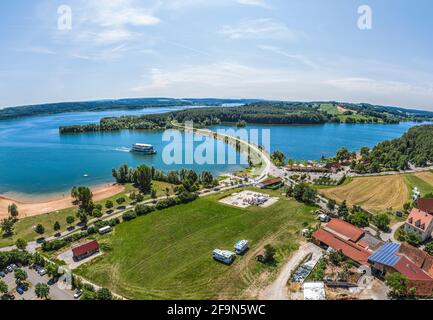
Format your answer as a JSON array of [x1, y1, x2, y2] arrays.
[[135, 204, 155, 216], [122, 211, 137, 222]]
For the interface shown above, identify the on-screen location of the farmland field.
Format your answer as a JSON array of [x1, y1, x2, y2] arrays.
[[414, 171, 433, 188], [320, 172, 433, 212], [75, 188, 316, 300], [320, 175, 410, 212]]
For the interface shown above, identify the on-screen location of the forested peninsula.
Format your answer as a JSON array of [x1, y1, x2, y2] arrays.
[[58, 101, 433, 134]]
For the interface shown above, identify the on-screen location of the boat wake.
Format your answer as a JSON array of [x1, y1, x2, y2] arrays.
[[115, 147, 131, 153]]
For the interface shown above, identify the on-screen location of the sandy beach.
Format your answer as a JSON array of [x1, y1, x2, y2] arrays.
[[0, 184, 124, 220]]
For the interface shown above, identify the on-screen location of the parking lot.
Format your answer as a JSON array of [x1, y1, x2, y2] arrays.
[[1, 266, 76, 300]]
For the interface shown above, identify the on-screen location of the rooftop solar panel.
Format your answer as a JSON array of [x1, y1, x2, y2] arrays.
[[368, 242, 401, 267]]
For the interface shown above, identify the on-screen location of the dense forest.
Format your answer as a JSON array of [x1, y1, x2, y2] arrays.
[[350, 125, 433, 173], [0, 98, 261, 120], [59, 101, 433, 134]]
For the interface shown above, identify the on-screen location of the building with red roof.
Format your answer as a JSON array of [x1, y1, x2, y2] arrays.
[[312, 219, 374, 266], [369, 242, 433, 296], [405, 207, 433, 241], [72, 240, 100, 261], [416, 198, 433, 214]]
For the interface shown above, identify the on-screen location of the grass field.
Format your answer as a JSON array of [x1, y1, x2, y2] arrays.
[[0, 181, 175, 248], [75, 188, 316, 300], [320, 175, 410, 212], [413, 171, 433, 190], [320, 172, 433, 212]]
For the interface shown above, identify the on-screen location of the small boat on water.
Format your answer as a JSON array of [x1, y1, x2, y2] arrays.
[[131, 143, 157, 155], [83, 174, 89, 177]]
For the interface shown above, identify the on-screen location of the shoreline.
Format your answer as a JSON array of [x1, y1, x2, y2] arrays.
[[0, 183, 124, 220]]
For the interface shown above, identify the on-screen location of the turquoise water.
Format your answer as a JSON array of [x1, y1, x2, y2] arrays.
[[0, 107, 425, 198], [0, 107, 245, 198], [212, 122, 424, 161]]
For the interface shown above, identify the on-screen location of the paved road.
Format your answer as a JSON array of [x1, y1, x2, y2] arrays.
[[260, 243, 323, 300]]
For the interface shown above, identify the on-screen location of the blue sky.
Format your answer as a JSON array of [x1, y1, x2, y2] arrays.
[[1, 0, 433, 110]]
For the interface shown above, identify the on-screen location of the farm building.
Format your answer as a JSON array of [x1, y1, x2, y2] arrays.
[[312, 219, 381, 266], [257, 177, 282, 189], [416, 198, 433, 214], [369, 242, 433, 296], [72, 240, 100, 261], [404, 208, 433, 241]]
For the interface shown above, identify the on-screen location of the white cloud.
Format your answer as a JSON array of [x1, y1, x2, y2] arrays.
[[129, 62, 433, 109], [20, 47, 56, 55], [154, 0, 270, 10], [258, 45, 318, 69], [221, 19, 296, 40], [236, 0, 269, 8]]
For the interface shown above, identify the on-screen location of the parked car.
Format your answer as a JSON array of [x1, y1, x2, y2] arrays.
[[0, 271, 5, 277], [2, 268, 9, 274], [16, 286, 25, 295], [6, 266, 13, 273], [74, 290, 83, 299], [11, 264, 17, 270], [54, 232, 62, 238], [38, 268, 47, 276]]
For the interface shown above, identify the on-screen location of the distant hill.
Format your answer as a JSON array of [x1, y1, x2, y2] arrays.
[[0, 98, 263, 120], [58, 101, 433, 134]]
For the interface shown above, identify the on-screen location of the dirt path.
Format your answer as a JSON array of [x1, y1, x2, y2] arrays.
[[259, 243, 323, 300], [0, 184, 124, 219]]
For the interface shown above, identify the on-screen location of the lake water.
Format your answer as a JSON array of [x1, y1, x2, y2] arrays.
[[0, 107, 245, 199], [211, 122, 424, 161], [0, 107, 425, 199]]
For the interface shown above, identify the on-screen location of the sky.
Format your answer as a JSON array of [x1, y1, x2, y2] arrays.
[[1, 0, 433, 110]]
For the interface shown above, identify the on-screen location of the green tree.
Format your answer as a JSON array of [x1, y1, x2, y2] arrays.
[[263, 244, 276, 264], [406, 231, 422, 247], [77, 210, 88, 224], [66, 216, 75, 225], [35, 283, 50, 300], [271, 150, 286, 166], [8, 203, 19, 220], [425, 242, 433, 256], [15, 238, 27, 250], [116, 197, 126, 205], [349, 212, 370, 228], [133, 165, 153, 194], [0, 280, 8, 296], [151, 189, 157, 199], [373, 214, 391, 231], [34, 224, 45, 236], [338, 201, 349, 220], [53, 221, 61, 231], [327, 199, 336, 211], [135, 194, 144, 203], [336, 147, 351, 162], [14, 268, 28, 283], [1, 218, 15, 237], [385, 272, 411, 298], [200, 171, 214, 187], [96, 288, 113, 300], [105, 200, 114, 209], [72, 186, 94, 213], [329, 250, 345, 267]]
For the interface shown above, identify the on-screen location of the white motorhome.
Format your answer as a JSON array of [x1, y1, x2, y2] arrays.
[[98, 226, 112, 235], [213, 249, 235, 264], [234, 240, 249, 255]]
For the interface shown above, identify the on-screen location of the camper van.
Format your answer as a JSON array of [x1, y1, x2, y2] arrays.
[[213, 249, 235, 264], [234, 240, 249, 255], [98, 226, 112, 235]]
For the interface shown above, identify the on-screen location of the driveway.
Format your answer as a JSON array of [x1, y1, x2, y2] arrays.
[[259, 243, 323, 300]]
